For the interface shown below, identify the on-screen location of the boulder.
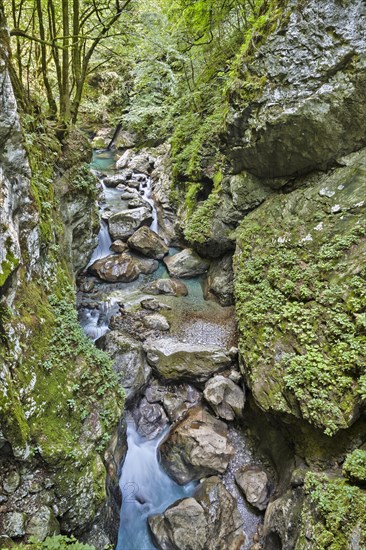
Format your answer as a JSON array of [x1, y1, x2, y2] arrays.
[[204, 254, 234, 307], [144, 381, 201, 422], [194, 477, 245, 549], [110, 240, 128, 253], [103, 330, 151, 402], [162, 385, 201, 423], [203, 375, 245, 421], [143, 314, 170, 331], [133, 397, 168, 440], [108, 208, 153, 241], [144, 339, 232, 383], [149, 498, 207, 550], [89, 253, 140, 282], [103, 174, 128, 188], [116, 149, 154, 174], [140, 297, 161, 311], [132, 255, 159, 275], [128, 227, 169, 259], [235, 465, 271, 511], [127, 198, 152, 210], [26, 506, 60, 541], [143, 278, 188, 297], [164, 248, 210, 278], [225, 0, 366, 178], [159, 406, 234, 484]]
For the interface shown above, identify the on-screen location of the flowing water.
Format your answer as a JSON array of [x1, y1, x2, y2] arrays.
[[79, 149, 266, 549]]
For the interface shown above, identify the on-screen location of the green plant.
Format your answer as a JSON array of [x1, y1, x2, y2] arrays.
[[343, 450, 366, 484]]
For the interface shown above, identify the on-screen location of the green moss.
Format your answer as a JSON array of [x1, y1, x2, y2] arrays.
[[0, 250, 19, 287], [11, 534, 95, 549], [184, 191, 221, 244], [343, 449, 366, 484], [297, 473, 366, 549], [233, 162, 366, 435]]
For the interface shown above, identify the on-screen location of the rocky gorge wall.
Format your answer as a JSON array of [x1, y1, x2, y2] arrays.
[[0, 6, 123, 545], [173, 0, 366, 547]]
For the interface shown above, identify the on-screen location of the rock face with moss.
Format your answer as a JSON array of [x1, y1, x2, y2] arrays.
[[0, 9, 122, 545], [226, 0, 366, 179]]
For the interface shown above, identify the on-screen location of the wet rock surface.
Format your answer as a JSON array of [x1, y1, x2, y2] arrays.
[[204, 254, 235, 306], [159, 406, 234, 484], [89, 253, 140, 282], [128, 226, 169, 259], [164, 248, 210, 278], [108, 207, 153, 241], [143, 278, 188, 297]]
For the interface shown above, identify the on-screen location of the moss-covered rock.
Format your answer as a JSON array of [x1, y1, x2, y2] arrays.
[[234, 148, 366, 436]]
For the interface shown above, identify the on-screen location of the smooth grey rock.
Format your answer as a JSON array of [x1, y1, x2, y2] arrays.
[[133, 398, 168, 440], [143, 314, 170, 331], [235, 465, 271, 511], [89, 253, 140, 282], [144, 339, 232, 383], [108, 208, 153, 241], [103, 331, 151, 402], [103, 174, 128, 188], [127, 197, 152, 210], [128, 226, 169, 259], [160, 407, 234, 484], [164, 248, 210, 278], [162, 385, 201, 423], [204, 254, 234, 306], [110, 240, 128, 253], [203, 375, 245, 421], [143, 278, 188, 297], [132, 255, 159, 275]]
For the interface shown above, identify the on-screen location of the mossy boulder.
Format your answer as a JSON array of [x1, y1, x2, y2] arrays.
[[234, 148, 366, 436]]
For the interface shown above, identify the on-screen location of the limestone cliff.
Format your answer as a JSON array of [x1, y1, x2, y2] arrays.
[[0, 6, 122, 545]]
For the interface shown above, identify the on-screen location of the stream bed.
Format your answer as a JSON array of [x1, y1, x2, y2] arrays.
[[78, 149, 269, 550]]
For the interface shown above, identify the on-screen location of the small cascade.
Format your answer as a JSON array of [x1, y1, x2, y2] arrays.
[[141, 175, 159, 233], [117, 419, 197, 550], [87, 220, 112, 266]]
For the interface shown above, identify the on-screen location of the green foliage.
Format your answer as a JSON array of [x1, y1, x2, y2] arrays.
[[68, 165, 99, 199], [184, 191, 221, 244], [343, 450, 366, 484], [11, 535, 96, 550], [299, 473, 366, 549], [234, 179, 366, 435]]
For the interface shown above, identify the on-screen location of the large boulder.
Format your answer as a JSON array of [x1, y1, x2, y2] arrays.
[[143, 314, 170, 331], [128, 226, 169, 259], [143, 278, 188, 297], [235, 465, 271, 511], [203, 254, 235, 306], [148, 477, 245, 550], [226, 0, 366, 179], [103, 330, 151, 402], [203, 375, 245, 421], [116, 148, 154, 174], [164, 249, 210, 278], [159, 407, 234, 484], [144, 340, 232, 383], [89, 253, 140, 282], [132, 397, 168, 440], [144, 380, 201, 423], [103, 174, 129, 188], [108, 208, 153, 241]]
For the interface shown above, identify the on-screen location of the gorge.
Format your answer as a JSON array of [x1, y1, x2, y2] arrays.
[[0, 0, 366, 549]]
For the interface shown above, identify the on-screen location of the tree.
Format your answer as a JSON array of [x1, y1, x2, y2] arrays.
[[7, 0, 134, 124]]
